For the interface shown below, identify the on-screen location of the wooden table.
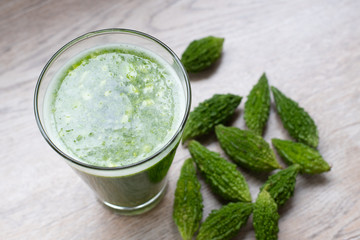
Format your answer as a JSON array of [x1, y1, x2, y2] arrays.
[[1, 0, 360, 239]]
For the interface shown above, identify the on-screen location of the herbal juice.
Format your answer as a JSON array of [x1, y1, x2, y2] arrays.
[[44, 44, 186, 209]]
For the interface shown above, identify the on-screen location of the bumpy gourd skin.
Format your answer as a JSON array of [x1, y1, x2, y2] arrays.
[[215, 125, 282, 172], [196, 202, 253, 240], [181, 36, 224, 73], [260, 164, 301, 206], [271, 86, 319, 148], [253, 190, 279, 240], [244, 73, 271, 135], [173, 158, 203, 240], [272, 138, 331, 174], [182, 94, 242, 143], [188, 140, 251, 202]]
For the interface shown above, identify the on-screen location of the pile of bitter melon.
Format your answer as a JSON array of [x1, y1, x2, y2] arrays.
[[173, 36, 331, 240]]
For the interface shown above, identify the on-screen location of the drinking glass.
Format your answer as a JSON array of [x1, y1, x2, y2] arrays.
[[34, 29, 191, 215]]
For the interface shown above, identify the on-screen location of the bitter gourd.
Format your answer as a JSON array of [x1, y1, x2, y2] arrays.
[[271, 86, 319, 148], [181, 36, 224, 73], [244, 73, 271, 135], [260, 164, 301, 206], [173, 158, 203, 240], [215, 124, 282, 172], [196, 202, 253, 240], [188, 140, 251, 202], [253, 189, 279, 240], [182, 94, 242, 143], [272, 138, 331, 174]]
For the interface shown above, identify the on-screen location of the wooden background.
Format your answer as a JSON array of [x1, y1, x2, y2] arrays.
[[1, 0, 360, 239]]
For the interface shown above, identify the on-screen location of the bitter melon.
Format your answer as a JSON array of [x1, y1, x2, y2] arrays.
[[196, 202, 253, 240], [244, 73, 271, 135], [272, 138, 331, 174], [260, 164, 301, 206], [182, 94, 242, 143], [253, 189, 279, 240], [173, 158, 203, 240], [181, 36, 224, 73], [215, 124, 282, 172], [188, 140, 251, 202], [271, 86, 319, 148]]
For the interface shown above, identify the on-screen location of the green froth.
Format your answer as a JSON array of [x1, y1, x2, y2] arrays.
[[47, 45, 183, 167]]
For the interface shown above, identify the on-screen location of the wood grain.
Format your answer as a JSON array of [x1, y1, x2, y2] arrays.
[[1, 0, 360, 239]]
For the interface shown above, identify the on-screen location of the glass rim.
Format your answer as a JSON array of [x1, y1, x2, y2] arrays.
[[34, 28, 191, 171]]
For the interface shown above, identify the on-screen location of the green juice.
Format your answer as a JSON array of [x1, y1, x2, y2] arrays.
[[44, 44, 186, 210]]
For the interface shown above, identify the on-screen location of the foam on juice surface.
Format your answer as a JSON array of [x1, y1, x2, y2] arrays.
[[45, 45, 185, 167]]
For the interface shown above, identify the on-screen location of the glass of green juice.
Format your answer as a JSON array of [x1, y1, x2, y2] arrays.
[[34, 29, 191, 215]]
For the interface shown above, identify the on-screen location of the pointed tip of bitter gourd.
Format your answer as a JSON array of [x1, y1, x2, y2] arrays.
[[214, 123, 225, 131], [270, 85, 278, 93], [259, 72, 268, 84], [188, 140, 199, 151]]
